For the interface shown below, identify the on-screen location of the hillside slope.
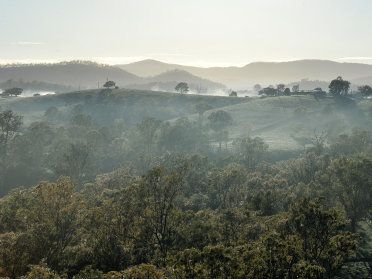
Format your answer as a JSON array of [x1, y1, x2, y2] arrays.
[[3, 89, 371, 151], [118, 59, 372, 88], [0, 61, 142, 89], [186, 96, 372, 150], [1, 88, 247, 125], [0, 61, 226, 93], [128, 69, 226, 93]]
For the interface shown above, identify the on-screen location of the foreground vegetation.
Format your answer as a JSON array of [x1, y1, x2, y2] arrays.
[[0, 86, 372, 278]]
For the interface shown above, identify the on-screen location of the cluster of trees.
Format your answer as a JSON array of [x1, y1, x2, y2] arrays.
[[0, 88, 23, 97], [175, 82, 189, 94], [328, 76, 351, 97], [146, 78, 371, 99], [0, 121, 371, 278], [0, 103, 239, 195], [258, 83, 312, 97], [256, 76, 372, 99], [358, 85, 372, 97], [0, 95, 372, 277], [0, 79, 74, 93], [229, 90, 238, 97], [325, 76, 372, 98], [102, 80, 117, 89]]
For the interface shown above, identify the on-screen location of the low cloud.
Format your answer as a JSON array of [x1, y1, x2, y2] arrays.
[[11, 41, 45, 45]]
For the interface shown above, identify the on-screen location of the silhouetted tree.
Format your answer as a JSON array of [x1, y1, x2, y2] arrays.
[[329, 76, 350, 97], [1, 88, 23, 97], [103, 80, 116, 89], [358, 85, 372, 97], [259, 87, 277, 97], [175, 82, 189, 94]]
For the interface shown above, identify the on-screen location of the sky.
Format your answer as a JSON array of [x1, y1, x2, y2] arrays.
[[1, 0, 372, 67]]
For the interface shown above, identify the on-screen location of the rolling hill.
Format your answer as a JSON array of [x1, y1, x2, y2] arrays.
[[4, 59, 372, 95], [118, 59, 372, 89], [118, 59, 186, 77], [128, 69, 226, 93], [0, 61, 142, 89], [0, 79, 75, 93], [0, 88, 246, 126], [183, 95, 372, 150], [3, 88, 371, 151], [0, 61, 226, 93]]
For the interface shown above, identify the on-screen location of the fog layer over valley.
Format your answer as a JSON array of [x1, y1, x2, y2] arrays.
[[1, 72, 372, 277], [3, 59, 372, 97], [3, 0, 372, 276], [0, 62, 225, 95], [119, 59, 372, 89]]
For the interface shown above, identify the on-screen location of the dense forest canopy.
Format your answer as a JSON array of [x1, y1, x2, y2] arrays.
[[3, 0, 372, 276], [0, 76, 372, 278]]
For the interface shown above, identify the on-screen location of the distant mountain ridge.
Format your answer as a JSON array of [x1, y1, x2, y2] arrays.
[[0, 61, 141, 89], [0, 61, 225, 92], [4, 59, 372, 92], [128, 69, 225, 93], [117, 59, 372, 89], [0, 79, 75, 93]]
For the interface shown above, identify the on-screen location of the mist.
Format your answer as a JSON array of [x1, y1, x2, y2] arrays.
[[1, 0, 372, 278], [1, 65, 372, 279]]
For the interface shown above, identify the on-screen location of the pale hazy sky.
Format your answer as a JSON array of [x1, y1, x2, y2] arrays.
[[1, 0, 372, 66]]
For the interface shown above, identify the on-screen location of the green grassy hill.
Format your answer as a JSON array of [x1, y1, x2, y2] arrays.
[[2, 90, 371, 151], [189, 95, 372, 150], [0, 88, 247, 125]]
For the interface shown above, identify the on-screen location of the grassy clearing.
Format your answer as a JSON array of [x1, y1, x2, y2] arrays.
[[2, 90, 371, 151], [200, 96, 371, 150], [0, 88, 248, 126]]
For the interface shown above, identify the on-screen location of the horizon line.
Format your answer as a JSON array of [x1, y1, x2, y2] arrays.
[[1, 57, 372, 68]]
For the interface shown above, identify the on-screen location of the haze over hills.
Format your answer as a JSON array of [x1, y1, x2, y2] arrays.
[[0, 79, 75, 93], [351, 75, 372, 86], [118, 59, 372, 89], [127, 69, 225, 93], [3, 59, 372, 93], [147, 69, 224, 87], [1, 88, 245, 126], [117, 59, 198, 77], [0, 61, 142, 89], [0, 61, 225, 93]]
